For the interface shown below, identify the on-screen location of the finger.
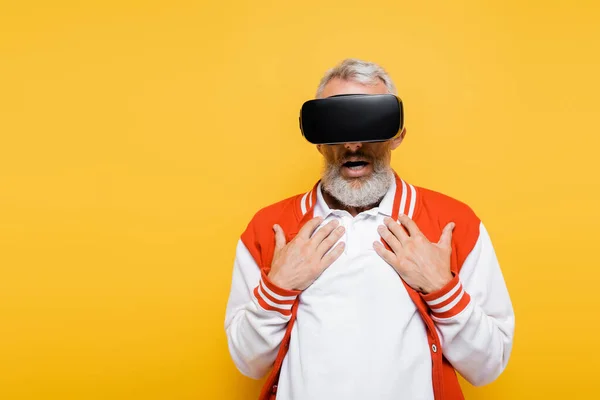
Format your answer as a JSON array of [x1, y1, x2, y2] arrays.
[[316, 225, 345, 256], [397, 214, 422, 237], [320, 241, 345, 269], [377, 224, 405, 256], [438, 222, 455, 248], [310, 219, 339, 245], [373, 241, 398, 266], [384, 217, 409, 244], [273, 224, 287, 252], [298, 217, 324, 239]]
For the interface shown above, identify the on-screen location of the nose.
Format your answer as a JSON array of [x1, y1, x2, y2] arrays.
[[344, 142, 362, 152]]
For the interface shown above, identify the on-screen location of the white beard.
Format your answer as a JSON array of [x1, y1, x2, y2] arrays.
[[321, 159, 394, 208]]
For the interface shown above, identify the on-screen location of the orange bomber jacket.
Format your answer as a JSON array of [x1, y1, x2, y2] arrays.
[[241, 173, 481, 400]]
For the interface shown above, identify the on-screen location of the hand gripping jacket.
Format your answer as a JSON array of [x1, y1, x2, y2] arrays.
[[238, 173, 513, 399]]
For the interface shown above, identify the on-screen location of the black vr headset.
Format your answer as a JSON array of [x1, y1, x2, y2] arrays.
[[299, 94, 404, 145]]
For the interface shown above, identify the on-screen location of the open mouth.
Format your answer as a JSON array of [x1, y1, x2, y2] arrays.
[[343, 160, 369, 170]]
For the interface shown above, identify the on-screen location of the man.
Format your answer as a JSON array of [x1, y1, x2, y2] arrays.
[[224, 58, 515, 400]]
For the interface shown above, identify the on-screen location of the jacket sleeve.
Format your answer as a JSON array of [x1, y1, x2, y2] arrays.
[[224, 239, 300, 379], [421, 222, 515, 386]]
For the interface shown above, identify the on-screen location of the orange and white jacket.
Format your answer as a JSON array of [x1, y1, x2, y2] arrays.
[[224, 173, 515, 399]]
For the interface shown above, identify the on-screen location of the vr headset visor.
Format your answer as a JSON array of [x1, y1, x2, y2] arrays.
[[299, 94, 404, 145]]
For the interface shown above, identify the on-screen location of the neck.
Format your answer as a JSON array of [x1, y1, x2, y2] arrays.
[[321, 187, 383, 217]]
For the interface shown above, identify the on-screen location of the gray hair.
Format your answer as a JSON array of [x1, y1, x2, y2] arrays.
[[315, 58, 397, 98]]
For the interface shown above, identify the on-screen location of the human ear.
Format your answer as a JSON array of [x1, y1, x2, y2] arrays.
[[390, 127, 407, 150]]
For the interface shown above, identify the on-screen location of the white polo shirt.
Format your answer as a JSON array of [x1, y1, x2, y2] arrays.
[[276, 178, 434, 400]]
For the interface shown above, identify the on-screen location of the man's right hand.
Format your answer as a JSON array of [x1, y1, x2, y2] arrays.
[[268, 217, 346, 291]]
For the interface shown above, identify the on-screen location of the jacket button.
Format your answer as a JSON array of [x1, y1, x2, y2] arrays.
[[431, 344, 438, 353]]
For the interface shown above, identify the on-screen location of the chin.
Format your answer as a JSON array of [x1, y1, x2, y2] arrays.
[[343, 174, 372, 185], [323, 167, 393, 209], [344, 178, 367, 189]]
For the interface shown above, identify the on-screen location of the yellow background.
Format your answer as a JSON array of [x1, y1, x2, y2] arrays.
[[1, 1, 599, 399]]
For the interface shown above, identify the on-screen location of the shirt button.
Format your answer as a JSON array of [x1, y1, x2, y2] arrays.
[[431, 344, 438, 353]]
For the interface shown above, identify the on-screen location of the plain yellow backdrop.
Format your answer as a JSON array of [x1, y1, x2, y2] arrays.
[[1, 1, 599, 399]]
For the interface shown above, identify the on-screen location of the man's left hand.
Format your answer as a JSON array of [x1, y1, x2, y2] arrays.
[[374, 215, 455, 294]]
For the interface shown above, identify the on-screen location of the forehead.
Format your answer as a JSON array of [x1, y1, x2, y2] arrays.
[[320, 77, 389, 98]]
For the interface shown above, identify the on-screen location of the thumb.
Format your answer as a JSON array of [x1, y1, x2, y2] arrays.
[[438, 222, 455, 248], [273, 224, 287, 252]]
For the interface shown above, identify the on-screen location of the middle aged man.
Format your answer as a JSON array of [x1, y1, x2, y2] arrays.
[[224, 58, 515, 400]]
